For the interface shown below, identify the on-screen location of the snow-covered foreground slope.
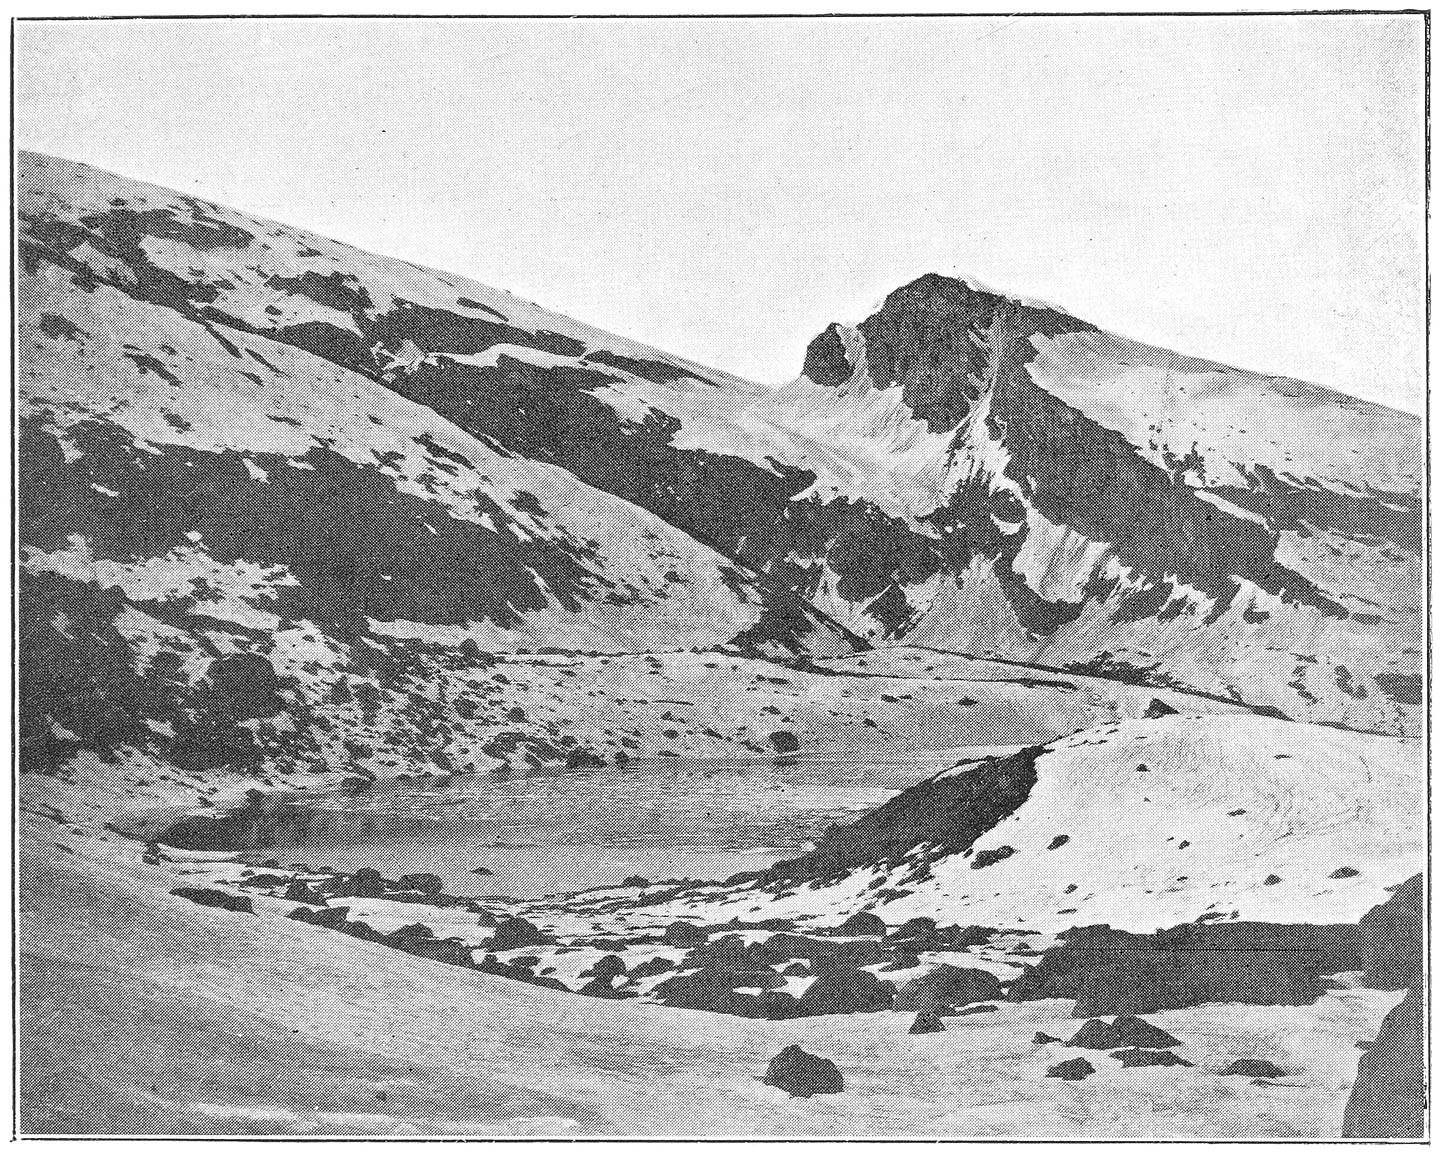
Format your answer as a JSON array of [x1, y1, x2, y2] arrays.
[[661, 716, 1423, 935], [19, 826, 1402, 1138], [18, 151, 1421, 734]]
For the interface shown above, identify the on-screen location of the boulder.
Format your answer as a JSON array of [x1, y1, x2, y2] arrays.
[[346, 866, 388, 898], [1066, 1016, 1180, 1050], [1046, 1058, 1096, 1081], [398, 873, 444, 897], [1111, 1048, 1192, 1068], [1143, 698, 1179, 718], [585, 954, 627, 980], [768, 730, 800, 754], [628, 957, 676, 979], [1220, 1058, 1288, 1079], [763, 1045, 843, 1097], [894, 965, 1003, 1012], [1034, 1032, 1061, 1045], [662, 920, 710, 947], [171, 887, 253, 914], [909, 1010, 946, 1035], [488, 917, 549, 951], [798, 967, 894, 1015], [768, 933, 883, 967], [835, 911, 887, 937], [781, 962, 810, 977], [288, 904, 350, 929]]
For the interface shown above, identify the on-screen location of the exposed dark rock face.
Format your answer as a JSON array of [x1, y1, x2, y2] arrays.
[[1046, 1058, 1095, 1081], [909, 1010, 947, 1035], [1066, 1017, 1180, 1050], [1220, 1059, 1287, 1079], [765, 746, 1042, 884], [1358, 874, 1422, 991], [1009, 921, 1361, 1017], [763, 1045, 844, 1097], [766, 934, 884, 967], [1344, 988, 1424, 1138], [171, 887, 253, 914], [1345, 875, 1425, 1139], [1144, 698, 1179, 718]]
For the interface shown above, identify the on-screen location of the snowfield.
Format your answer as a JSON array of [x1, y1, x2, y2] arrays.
[[657, 715, 1423, 934]]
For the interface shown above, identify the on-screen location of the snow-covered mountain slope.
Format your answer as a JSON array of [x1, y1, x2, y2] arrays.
[[17, 152, 1422, 735], [797, 277, 1423, 735], [660, 715, 1423, 935]]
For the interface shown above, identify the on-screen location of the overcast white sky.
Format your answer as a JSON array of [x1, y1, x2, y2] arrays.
[[16, 16, 1426, 411]]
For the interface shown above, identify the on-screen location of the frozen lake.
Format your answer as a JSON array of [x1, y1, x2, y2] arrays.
[[158, 754, 959, 899]]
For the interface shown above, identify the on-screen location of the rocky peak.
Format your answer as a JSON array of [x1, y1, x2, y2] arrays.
[[801, 273, 1095, 432]]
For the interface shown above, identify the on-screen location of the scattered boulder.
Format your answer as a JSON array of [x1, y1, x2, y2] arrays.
[[1144, 698, 1179, 718], [781, 961, 810, 977], [882, 952, 921, 972], [763, 1045, 843, 1097], [628, 956, 676, 979], [835, 910, 887, 937], [909, 1010, 946, 1035], [895, 965, 1003, 1012], [283, 879, 328, 906], [971, 845, 1016, 869], [172, 887, 253, 914], [1111, 1047, 1191, 1068], [1046, 1058, 1096, 1081], [1034, 1032, 1061, 1045], [662, 920, 710, 947], [471, 866, 495, 876], [488, 917, 549, 951], [768, 730, 800, 754], [585, 954, 627, 980], [288, 904, 350, 929], [1220, 1059, 1287, 1079], [346, 867, 387, 898], [769, 933, 883, 967], [1066, 1016, 1180, 1050], [398, 873, 444, 897]]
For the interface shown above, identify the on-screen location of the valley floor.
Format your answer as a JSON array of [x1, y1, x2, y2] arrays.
[[17, 779, 1405, 1139]]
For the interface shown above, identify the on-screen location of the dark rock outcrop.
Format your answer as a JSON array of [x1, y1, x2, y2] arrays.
[[1009, 921, 1361, 1016], [1345, 875, 1424, 1139], [909, 1010, 946, 1035], [763, 1045, 844, 1097], [766, 747, 1042, 884], [1344, 987, 1424, 1138], [171, 886, 253, 914], [662, 920, 710, 947], [1359, 874, 1423, 991]]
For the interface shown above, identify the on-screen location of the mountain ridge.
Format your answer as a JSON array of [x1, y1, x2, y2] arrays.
[[17, 150, 1423, 742]]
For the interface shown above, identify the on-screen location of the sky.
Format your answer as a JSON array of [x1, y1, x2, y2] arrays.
[[15, 16, 1427, 412]]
